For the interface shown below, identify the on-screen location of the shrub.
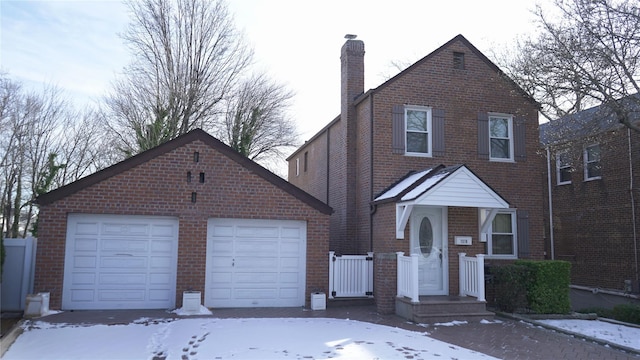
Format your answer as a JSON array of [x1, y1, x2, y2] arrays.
[[488, 264, 531, 313], [612, 304, 640, 325], [516, 260, 571, 314]]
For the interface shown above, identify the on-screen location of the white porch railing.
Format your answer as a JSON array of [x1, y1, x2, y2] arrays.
[[396, 252, 486, 303], [328, 251, 374, 299], [458, 253, 486, 302], [396, 252, 419, 303]]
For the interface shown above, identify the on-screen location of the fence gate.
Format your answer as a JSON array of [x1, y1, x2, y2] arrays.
[[328, 251, 374, 299], [1, 237, 37, 311]]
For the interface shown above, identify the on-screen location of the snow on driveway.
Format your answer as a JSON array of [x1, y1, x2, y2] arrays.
[[4, 317, 497, 360]]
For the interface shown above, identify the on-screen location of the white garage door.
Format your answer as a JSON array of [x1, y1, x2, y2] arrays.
[[205, 218, 306, 308], [63, 214, 179, 310]]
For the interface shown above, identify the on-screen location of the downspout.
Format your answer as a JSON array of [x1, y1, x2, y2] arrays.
[[326, 127, 330, 204], [628, 128, 639, 285], [369, 93, 375, 252], [546, 147, 555, 260]]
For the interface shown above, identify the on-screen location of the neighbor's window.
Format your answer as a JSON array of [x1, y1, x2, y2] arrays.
[[556, 151, 572, 185], [480, 209, 517, 258], [295, 157, 300, 176], [584, 144, 602, 180], [405, 106, 432, 156], [489, 114, 514, 161]]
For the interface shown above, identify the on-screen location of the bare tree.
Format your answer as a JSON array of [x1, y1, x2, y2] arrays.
[[499, 0, 640, 129], [106, 0, 253, 155], [0, 74, 108, 238], [218, 73, 298, 164]]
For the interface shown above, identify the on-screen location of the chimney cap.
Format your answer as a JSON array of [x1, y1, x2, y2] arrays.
[[344, 34, 357, 40]]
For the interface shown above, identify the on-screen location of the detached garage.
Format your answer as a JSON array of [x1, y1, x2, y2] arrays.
[[35, 129, 331, 311]]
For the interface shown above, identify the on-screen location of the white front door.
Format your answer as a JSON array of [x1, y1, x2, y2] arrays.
[[411, 207, 448, 295]]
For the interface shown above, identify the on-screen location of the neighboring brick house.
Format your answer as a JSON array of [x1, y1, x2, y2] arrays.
[[540, 97, 640, 294], [288, 34, 545, 315], [34, 129, 331, 310]]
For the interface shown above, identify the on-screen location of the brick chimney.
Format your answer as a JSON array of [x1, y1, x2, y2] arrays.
[[340, 35, 365, 252]]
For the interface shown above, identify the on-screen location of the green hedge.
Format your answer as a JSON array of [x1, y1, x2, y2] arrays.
[[515, 260, 571, 314], [488, 260, 571, 314]]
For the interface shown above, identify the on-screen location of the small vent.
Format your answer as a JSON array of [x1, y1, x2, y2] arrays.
[[191, 192, 197, 203], [187, 171, 192, 183], [453, 52, 465, 69], [199, 172, 205, 183], [193, 152, 199, 162]]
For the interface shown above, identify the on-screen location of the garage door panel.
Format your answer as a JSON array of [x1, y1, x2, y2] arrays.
[[71, 289, 94, 302], [150, 240, 173, 252], [75, 222, 99, 235], [101, 239, 149, 252], [149, 273, 172, 285], [236, 226, 279, 238], [74, 238, 98, 251], [63, 214, 178, 310], [281, 227, 302, 238], [71, 273, 96, 284], [206, 218, 306, 308], [151, 224, 176, 237], [101, 256, 147, 268], [102, 222, 150, 236], [235, 240, 278, 253], [99, 273, 146, 285], [99, 289, 146, 301], [74, 256, 97, 268]]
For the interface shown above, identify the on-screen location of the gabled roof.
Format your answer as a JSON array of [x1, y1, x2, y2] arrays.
[[374, 164, 509, 209], [365, 34, 538, 107], [287, 34, 539, 160], [36, 129, 333, 215], [540, 93, 640, 145]]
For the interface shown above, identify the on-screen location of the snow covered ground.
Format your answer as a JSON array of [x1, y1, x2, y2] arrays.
[[3, 307, 640, 360], [537, 318, 640, 351], [4, 316, 496, 359]]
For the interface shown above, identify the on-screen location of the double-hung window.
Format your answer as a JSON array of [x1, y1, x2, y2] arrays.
[[489, 114, 514, 161], [405, 106, 432, 156], [480, 209, 517, 258], [584, 144, 601, 180], [556, 151, 572, 185]]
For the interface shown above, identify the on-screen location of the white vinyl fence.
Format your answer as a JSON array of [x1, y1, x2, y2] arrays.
[[1, 237, 37, 311], [328, 252, 374, 299]]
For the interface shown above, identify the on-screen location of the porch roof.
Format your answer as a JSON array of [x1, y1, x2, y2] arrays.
[[373, 164, 509, 209]]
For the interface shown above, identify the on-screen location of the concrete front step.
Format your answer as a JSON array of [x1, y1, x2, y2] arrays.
[[413, 312, 495, 324], [396, 296, 494, 324]]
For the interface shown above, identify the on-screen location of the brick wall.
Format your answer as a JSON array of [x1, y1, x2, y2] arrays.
[[545, 128, 640, 290], [35, 139, 330, 309]]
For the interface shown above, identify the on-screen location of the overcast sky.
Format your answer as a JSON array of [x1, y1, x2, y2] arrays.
[[1, 0, 546, 140]]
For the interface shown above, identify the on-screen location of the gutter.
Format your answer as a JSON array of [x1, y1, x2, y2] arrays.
[[628, 128, 639, 286]]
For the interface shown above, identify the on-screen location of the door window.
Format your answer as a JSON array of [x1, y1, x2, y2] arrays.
[[419, 217, 433, 256]]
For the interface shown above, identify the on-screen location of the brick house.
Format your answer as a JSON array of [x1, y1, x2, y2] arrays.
[[540, 97, 640, 294], [287, 34, 545, 317], [34, 129, 331, 310]]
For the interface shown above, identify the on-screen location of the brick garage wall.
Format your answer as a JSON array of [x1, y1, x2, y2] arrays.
[[35, 139, 330, 309], [546, 129, 640, 290]]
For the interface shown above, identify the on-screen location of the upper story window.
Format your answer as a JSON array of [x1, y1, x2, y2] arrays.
[[405, 106, 432, 156], [556, 151, 572, 185], [584, 144, 601, 180], [295, 157, 300, 177], [489, 114, 514, 162]]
